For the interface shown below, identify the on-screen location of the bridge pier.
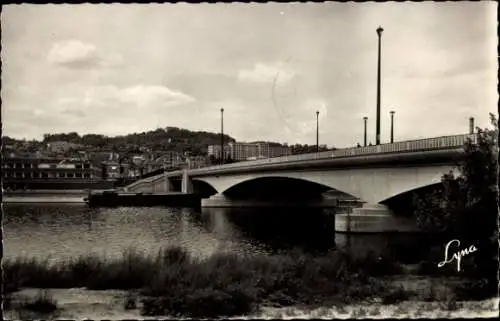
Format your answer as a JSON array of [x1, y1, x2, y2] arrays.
[[181, 169, 193, 194], [335, 203, 417, 233]]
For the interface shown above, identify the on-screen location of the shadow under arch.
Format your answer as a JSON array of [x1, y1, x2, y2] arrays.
[[381, 182, 444, 218], [221, 176, 346, 201], [191, 179, 218, 198]]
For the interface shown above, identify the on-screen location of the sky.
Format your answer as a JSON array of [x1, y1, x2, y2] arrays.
[[1, 2, 497, 148]]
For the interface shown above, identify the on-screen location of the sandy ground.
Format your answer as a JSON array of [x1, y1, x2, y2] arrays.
[[4, 288, 498, 320]]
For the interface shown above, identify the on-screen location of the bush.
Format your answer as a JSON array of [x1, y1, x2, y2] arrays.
[[416, 245, 459, 276], [349, 250, 405, 276], [124, 294, 137, 310], [185, 287, 255, 318], [380, 285, 411, 304], [3, 293, 13, 310], [18, 290, 57, 314], [452, 278, 495, 301]]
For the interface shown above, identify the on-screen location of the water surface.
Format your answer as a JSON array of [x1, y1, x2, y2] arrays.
[[3, 203, 425, 262]]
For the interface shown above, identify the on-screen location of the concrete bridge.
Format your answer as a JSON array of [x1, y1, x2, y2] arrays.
[[126, 134, 475, 233]]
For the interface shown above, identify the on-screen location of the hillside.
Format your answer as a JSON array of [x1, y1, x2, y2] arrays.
[[3, 127, 237, 157], [3, 127, 334, 158]]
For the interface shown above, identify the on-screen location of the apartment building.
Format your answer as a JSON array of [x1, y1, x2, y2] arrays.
[[208, 142, 291, 161], [207, 145, 230, 160]]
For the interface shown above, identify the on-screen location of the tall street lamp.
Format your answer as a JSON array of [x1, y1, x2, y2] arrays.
[[316, 111, 320, 152], [390, 110, 395, 143], [376, 26, 384, 145], [363, 116, 368, 147], [220, 108, 224, 164]]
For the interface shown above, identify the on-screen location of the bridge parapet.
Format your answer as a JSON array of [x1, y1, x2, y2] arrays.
[[188, 133, 475, 174], [126, 133, 475, 190]]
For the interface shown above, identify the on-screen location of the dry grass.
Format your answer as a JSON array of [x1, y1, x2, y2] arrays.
[[4, 245, 469, 318]]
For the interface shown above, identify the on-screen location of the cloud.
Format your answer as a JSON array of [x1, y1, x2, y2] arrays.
[[118, 85, 195, 108], [55, 84, 195, 119], [47, 40, 122, 69], [48, 40, 98, 66], [238, 63, 296, 84]]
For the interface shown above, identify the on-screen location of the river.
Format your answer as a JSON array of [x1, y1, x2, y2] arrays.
[[3, 203, 432, 263], [3, 203, 342, 261]]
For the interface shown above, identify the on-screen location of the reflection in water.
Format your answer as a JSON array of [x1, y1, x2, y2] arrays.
[[3, 204, 421, 263], [207, 207, 338, 255]]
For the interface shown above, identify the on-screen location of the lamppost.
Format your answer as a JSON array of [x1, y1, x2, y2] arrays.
[[220, 108, 224, 164], [376, 26, 384, 145], [316, 111, 320, 152], [363, 116, 368, 147], [390, 110, 395, 143]]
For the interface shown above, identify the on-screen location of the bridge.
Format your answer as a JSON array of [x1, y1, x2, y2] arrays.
[[125, 133, 475, 233]]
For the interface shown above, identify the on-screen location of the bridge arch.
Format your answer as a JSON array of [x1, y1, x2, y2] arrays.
[[221, 176, 337, 201], [376, 167, 459, 204], [193, 165, 458, 204]]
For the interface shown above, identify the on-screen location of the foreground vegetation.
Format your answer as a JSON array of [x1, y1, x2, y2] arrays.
[[2, 247, 403, 317], [4, 289, 58, 319], [413, 113, 498, 298], [3, 245, 494, 318]]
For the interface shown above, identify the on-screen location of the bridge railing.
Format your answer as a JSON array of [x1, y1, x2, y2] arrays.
[[188, 133, 476, 174], [129, 133, 476, 186]]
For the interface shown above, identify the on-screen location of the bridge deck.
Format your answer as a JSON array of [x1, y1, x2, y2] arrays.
[[128, 133, 475, 188]]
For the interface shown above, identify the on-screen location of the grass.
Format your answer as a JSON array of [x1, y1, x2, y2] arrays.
[[20, 290, 58, 313], [380, 285, 411, 304], [3, 293, 13, 310], [3, 245, 485, 318], [2, 248, 157, 290], [5, 289, 58, 315], [451, 278, 495, 301]]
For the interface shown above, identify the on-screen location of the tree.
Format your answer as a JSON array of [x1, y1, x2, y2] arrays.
[[413, 113, 498, 291]]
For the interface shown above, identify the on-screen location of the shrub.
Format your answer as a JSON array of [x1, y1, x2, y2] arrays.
[[349, 250, 404, 276], [18, 290, 57, 314], [452, 278, 495, 301], [124, 294, 137, 310], [381, 285, 411, 304], [185, 287, 255, 318], [3, 293, 13, 310]]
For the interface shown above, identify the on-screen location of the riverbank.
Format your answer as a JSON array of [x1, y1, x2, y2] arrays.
[[4, 246, 497, 318], [5, 288, 498, 320], [4, 189, 88, 194], [3, 190, 88, 203]]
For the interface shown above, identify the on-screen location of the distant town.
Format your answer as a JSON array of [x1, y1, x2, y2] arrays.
[[2, 126, 332, 191]]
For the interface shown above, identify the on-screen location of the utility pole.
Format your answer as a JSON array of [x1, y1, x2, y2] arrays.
[[316, 111, 320, 152], [363, 116, 368, 147], [376, 26, 384, 145], [390, 110, 395, 143], [220, 108, 224, 164]]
